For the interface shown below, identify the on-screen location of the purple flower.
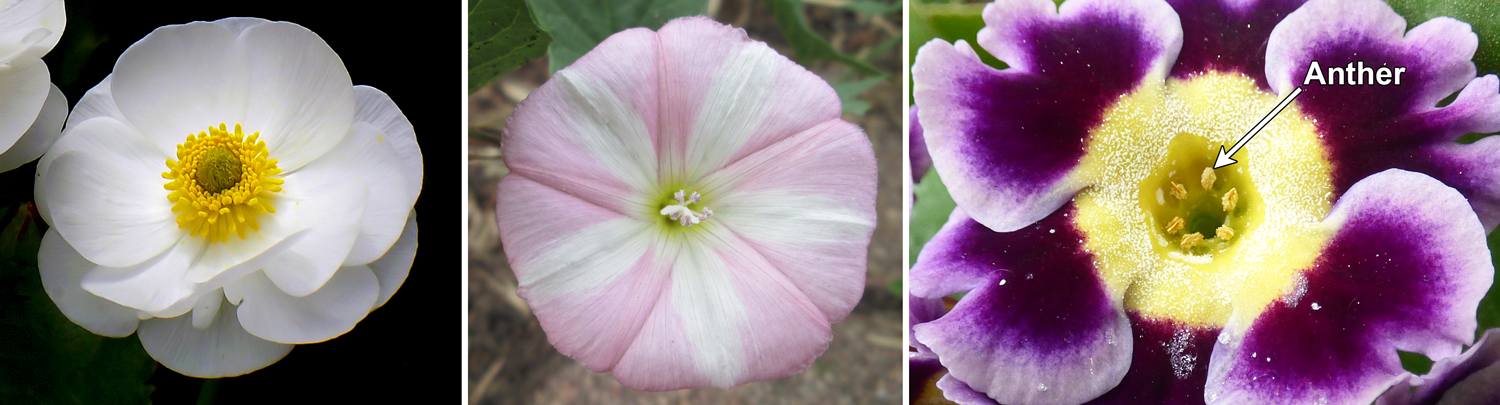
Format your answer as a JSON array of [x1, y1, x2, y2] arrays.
[[910, 0, 1500, 404]]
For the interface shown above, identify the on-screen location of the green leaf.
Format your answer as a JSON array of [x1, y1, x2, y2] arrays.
[[0, 204, 156, 404], [910, 169, 958, 267], [838, 0, 901, 16], [530, 0, 706, 73], [765, 0, 884, 75], [1385, 0, 1500, 76], [832, 75, 886, 115], [469, 0, 554, 93]]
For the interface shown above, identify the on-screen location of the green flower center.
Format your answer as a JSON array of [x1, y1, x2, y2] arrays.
[[1138, 132, 1263, 255], [195, 147, 243, 193]]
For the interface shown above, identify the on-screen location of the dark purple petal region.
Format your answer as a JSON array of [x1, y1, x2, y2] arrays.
[[1167, 0, 1308, 89], [912, 0, 1182, 232], [1265, 0, 1500, 227], [1206, 170, 1491, 405], [1086, 313, 1220, 405], [911, 204, 1133, 405]]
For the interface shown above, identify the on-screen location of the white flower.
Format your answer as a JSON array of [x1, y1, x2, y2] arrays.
[[34, 17, 422, 378], [0, 0, 67, 172]]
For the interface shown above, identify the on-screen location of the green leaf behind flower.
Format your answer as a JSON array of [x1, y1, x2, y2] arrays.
[[469, 0, 554, 93], [910, 169, 958, 267], [530, 0, 706, 74], [1386, 0, 1500, 77], [833, 75, 886, 115], [766, 0, 884, 75], [0, 204, 155, 404]]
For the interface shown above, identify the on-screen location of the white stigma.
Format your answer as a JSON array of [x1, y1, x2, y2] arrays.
[[660, 190, 713, 227]]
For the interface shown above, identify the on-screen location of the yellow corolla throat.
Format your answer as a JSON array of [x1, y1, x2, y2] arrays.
[[1071, 71, 1334, 328], [162, 123, 284, 242]]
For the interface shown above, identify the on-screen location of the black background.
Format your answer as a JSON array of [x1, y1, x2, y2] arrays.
[[35, 1, 460, 403]]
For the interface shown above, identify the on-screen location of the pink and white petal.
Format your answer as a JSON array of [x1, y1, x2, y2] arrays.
[[1085, 314, 1219, 405], [40, 119, 177, 268], [0, 83, 64, 172], [911, 204, 1132, 405], [285, 121, 413, 266], [237, 20, 355, 171], [611, 225, 831, 390], [502, 27, 660, 216], [255, 181, 367, 297], [1265, 0, 1500, 224], [367, 210, 416, 309], [137, 296, 293, 378], [352, 85, 422, 201], [1166, 0, 1308, 87], [230, 265, 378, 344], [0, 0, 63, 62], [703, 120, 876, 322], [654, 16, 841, 179], [0, 56, 51, 154], [37, 230, 141, 337], [109, 20, 249, 154], [914, 0, 1181, 232], [498, 175, 667, 373], [1206, 170, 1490, 405]]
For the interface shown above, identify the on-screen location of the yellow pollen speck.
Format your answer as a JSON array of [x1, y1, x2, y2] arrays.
[[1180, 232, 1203, 248], [1201, 167, 1216, 190], [1166, 216, 1185, 235], [1170, 181, 1188, 200], [1223, 188, 1239, 212], [161, 123, 282, 242], [1216, 226, 1235, 240]]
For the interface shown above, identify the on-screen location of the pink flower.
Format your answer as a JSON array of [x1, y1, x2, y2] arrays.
[[493, 17, 878, 390]]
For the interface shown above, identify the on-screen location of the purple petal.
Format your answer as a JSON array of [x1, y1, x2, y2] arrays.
[[939, 374, 1004, 405], [910, 294, 948, 355], [1265, 0, 1500, 229], [911, 105, 930, 183], [1392, 329, 1500, 405], [912, 0, 1182, 232], [911, 353, 965, 404], [1085, 314, 1219, 405], [1166, 0, 1308, 89], [1205, 169, 1492, 405], [911, 204, 1132, 405]]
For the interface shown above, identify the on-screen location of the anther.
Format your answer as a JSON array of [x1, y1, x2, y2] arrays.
[[1201, 167, 1216, 190], [660, 189, 712, 227], [1222, 188, 1238, 212], [1216, 226, 1235, 240], [1180, 232, 1203, 248], [1165, 217, 1185, 235], [1169, 182, 1188, 200]]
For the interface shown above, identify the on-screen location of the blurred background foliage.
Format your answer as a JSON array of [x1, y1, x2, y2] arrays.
[[907, 0, 1500, 382]]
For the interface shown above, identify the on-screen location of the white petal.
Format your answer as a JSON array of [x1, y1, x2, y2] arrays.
[[191, 288, 223, 329], [259, 181, 368, 296], [40, 118, 177, 268], [368, 210, 416, 309], [0, 56, 50, 153], [353, 85, 422, 201], [37, 76, 119, 226], [137, 296, 292, 378], [238, 20, 354, 171], [37, 230, 140, 337], [110, 20, 249, 154], [232, 265, 379, 344], [0, 82, 63, 172], [0, 0, 63, 62], [78, 235, 200, 316], [288, 121, 413, 266]]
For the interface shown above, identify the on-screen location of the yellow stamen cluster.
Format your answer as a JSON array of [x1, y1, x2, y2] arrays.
[[1169, 181, 1188, 200], [1180, 232, 1203, 248], [1200, 167, 1216, 190], [1222, 188, 1239, 212], [162, 123, 283, 242]]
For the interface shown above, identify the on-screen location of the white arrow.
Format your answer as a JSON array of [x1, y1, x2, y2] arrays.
[[1215, 86, 1304, 169]]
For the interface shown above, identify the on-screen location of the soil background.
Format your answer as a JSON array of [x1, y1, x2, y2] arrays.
[[467, 0, 905, 403]]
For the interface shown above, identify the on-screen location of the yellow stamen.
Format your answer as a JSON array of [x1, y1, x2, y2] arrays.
[[1216, 226, 1235, 240], [1222, 188, 1238, 212], [161, 123, 282, 242], [1169, 181, 1188, 200], [1165, 216, 1185, 235], [1201, 167, 1216, 190], [1180, 232, 1203, 248]]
